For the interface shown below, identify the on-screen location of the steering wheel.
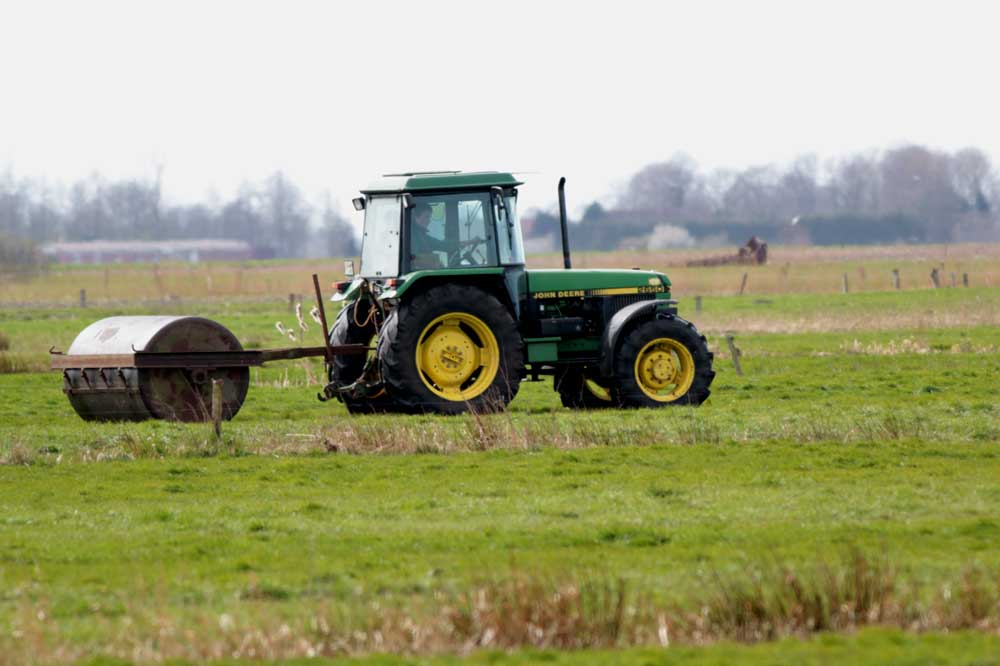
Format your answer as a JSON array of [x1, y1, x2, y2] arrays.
[[447, 238, 486, 266]]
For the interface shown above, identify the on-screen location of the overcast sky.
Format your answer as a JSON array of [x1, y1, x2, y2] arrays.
[[2, 0, 997, 219]]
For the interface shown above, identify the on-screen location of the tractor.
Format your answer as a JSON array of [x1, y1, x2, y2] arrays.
[[324, 171, 715, 414]]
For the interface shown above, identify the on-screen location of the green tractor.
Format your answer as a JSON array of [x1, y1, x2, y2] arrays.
[[323, 171, 714, 414]]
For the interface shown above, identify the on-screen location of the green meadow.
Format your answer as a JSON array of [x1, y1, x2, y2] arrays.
[[1, 259, 999, 664]]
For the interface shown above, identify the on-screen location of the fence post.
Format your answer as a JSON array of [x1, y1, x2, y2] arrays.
[[892, 269, 901, 290], [725, 334, 744, 376], [842, 273, 849, 294], [211, 379, 223, 439], [79, 289, 86, 308], [288, 293, 297, 312], [962, 273, 969, 287], [930, 268, 941, 289], [738, 273, 748, 296], [695, 295, 702, 313], [950, 272, 957, 288]]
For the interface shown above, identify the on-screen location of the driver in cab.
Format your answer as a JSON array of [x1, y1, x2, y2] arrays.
[[409, 203, 485, 269], [410, 203, 449, 268]]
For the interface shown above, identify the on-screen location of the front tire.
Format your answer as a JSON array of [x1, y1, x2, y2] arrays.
[[377, 284, 523, 414], [612, 315, 714, 407]]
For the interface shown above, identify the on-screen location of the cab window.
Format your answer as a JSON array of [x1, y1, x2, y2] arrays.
[[406, 193, 497, 271]]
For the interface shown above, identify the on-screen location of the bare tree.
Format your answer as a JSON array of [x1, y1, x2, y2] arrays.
[[826, 153, 880, 216], [321, 194, 358, 257], [951, 147, 992, 213], [622, 154, 698, 218]]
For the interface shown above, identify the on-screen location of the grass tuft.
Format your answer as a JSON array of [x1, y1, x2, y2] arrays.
[[0, 438, 34, 465], [3, 551, 1000, 662]]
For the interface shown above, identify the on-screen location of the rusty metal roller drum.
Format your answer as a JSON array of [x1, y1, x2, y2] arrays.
[[62, 316, 250, 422]]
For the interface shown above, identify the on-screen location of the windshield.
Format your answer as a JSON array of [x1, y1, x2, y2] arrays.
[[360, 195, 401, 278], [496, 193, 525, 265], [406, 192, 498, 271]]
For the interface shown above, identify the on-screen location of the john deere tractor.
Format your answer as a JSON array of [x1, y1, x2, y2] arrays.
[[324, 171, 714, 414]]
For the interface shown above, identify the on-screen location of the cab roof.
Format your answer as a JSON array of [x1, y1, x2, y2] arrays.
[[361, 171, 523, 194]]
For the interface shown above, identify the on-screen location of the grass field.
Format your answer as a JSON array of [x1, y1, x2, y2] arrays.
[[1, 247, 999, 664]]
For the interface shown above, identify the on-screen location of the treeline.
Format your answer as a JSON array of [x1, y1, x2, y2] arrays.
[[0, 170, 357, 260], [5, 143, 1000, 263], [536, 145, 1000, 249]]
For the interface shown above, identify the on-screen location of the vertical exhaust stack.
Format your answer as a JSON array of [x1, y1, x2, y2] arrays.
[[558, 177, 572, 269]]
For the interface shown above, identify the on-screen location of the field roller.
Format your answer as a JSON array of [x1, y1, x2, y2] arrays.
[[50, 277, 367, 422]]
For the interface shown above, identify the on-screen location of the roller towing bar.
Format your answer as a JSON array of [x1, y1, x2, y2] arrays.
[[49, 345, 368, 370]]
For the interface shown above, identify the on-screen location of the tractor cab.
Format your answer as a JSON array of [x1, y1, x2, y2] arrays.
[[353, 171, 525, 280]]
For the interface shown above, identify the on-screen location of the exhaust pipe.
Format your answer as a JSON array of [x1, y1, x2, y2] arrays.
[[558, 177, 572, 269]]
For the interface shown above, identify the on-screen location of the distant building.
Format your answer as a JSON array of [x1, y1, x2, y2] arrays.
[[40, 239, 255, 264]]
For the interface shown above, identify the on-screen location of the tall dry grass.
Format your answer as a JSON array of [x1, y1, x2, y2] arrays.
[[0, 260, 352, 307], [3, 552, 998, 664], [694, 299, 1000, 334], [2, 406, 967, 466], [530, 243, 1000, 296], [2, 243, 999, 305], [531, 242, 1000, 270]]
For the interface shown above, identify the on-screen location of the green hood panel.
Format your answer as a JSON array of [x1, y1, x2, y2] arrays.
[[527, 269, 670, 296]]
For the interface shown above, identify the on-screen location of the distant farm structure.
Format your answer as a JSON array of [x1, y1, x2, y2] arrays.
[[40, 239, 255, 264], [687, 236, 769, 267]]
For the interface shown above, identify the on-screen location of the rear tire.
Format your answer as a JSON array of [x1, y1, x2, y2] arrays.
[[377, 284, 523, 414], [612, 315, 714, 407], [329, 300, 400, 414]]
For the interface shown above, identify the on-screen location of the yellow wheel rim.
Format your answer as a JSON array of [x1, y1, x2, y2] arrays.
[[634, 337, 695, 402], [416, 312, 500, 401]]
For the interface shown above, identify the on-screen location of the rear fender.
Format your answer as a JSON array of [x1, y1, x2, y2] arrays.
[[381, 269, 517, 316], [598, 300, 677, 377], [332, 278, 364, 303], [379, 268, 506, 300]]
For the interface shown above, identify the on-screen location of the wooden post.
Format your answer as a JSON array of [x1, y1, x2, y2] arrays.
[[695, 295, 702, 313], [725, 334, 743, 376], [211, 379, 223, 439], [842, 273, 849, 294], [892, 269, 901, 290], [950, 272, 957, 288], [962, 273, 969, 287], [738, 272, 748, 296], [288, 293, 296, 312], [153, 263, 164, 301], [79, 288, 86, 308], [930, 268, 940, 289], [312, 273, 335, 364]]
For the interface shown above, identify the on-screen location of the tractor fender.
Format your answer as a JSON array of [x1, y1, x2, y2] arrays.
[[332, 277, 364, 303], [599, 300, 674, 377], [379, 268, 506, 301]]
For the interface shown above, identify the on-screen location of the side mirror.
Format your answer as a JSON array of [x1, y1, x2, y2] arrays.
[[352, 197, 366, 211], [401, 193, 414, 209], [344, 259, 355, 278]]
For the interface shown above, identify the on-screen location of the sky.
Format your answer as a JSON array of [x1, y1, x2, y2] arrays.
[[1, 0, 998, 221]]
